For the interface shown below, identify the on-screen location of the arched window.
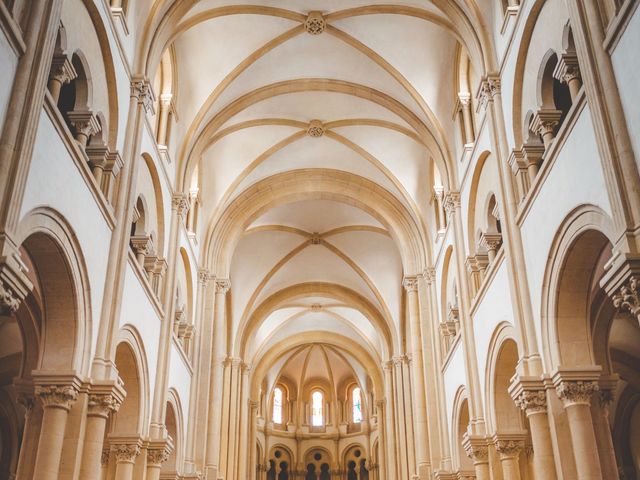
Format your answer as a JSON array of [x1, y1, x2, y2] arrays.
[[311, 391, 323, 426], [273, 387, 283, 424], [352, 387, 362, 423]]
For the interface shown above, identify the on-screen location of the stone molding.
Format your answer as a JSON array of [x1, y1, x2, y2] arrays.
[[304, 12, 326, 35], [612, 274, 640, 325]]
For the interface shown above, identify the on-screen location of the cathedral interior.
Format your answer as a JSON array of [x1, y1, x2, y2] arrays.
[[0, 0, 640, 479]]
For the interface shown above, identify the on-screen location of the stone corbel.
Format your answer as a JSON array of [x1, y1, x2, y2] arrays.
[[530, 109, 562, 150], [66, 110, 101, 148]]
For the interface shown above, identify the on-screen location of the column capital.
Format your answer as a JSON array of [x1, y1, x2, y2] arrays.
[[172, 193, 190, 217], [49, 53, 77, 84], [392, 354, 410, 366], [611, 274, 640, 325], [423, 267, 436, 285], [479, 231, 502, 252], [552, 368, 601, 407], [101, 448, 110, 467], [130, 234, 154, 256], [462, 433, 489, 462], [215, 278, 230, 294], [130, 76, 155, 114], [553, 51, 581, 84], [530, 108, 562, 138], [147, 446, 171, 466], [476, 74, 501, 111], [402, 275, 419, 292], [443, 191, 461, 216], [35, 384, 79, 411], [87, 380, 126, 418], [66, 110, 102, 138], [198, 269, 212, 285], [111, 443, 141, 463], [492, 433, 526, 459]]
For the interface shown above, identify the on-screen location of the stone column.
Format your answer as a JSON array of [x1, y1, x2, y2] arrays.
[[393, 355, 410, 480], [511, 381, 557, 480], [205, 278, 230, 479], [67, 110, 101, 148], [248, 400, 259, 480], [530, 109, 562, 150], [47, 53, 77, 103], [462, 434, 490, 480], [156, 94, 173, 146], [458, 93, 475, 145], [403, 276, 430, 479], [31, 382, 79, 480], [237, 363, 251, 480], [13, 388, 41, 480], [553, 371, 602, 479], [553, 52, 582, 101], [111, 442, 142, 480], [493, 435, 525, 480], [78, 383, 126, 478], [591, 380, 619, 479], [382, 361, 399, 478], [146, 442, 172, 480]]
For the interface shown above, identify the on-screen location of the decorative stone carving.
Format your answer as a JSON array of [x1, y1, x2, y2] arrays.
[[444, 191, 461, 216], [423, 267, 436, 285], [514, 389, 547, 414], [304, 12, 326, 35], [112, 443, 141, 463], [198, 269, 211, 285], [553, 52, 581, 85], [130, 234, 154, 256], [147, 447, 170, 465], [49, 53, 77, 85], [0, 278, 21, 314], [479, 232, 502, 261], [88, 392, 122, 417], [311, 303, 322, 311], [555, 380, 598, 406], [101, 448, 110, 466], [35, 385, 78, 410], [530, 109, 562, 148], [131, 77, 155, 114], [612, 275, 640, 326], [172, 193, 190, 217], [476, 75, 501, 111], [403, 276, 419, 292], [310, 232, 322, 244], [307, 119, 325, 137], [66, 110, 101, 145], [215, 278, 230, 294], [462, 434, 489, 462], [494, 438, 524, 458]]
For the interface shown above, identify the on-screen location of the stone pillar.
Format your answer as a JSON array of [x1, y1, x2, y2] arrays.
[[462, 434, 490, 480], [553, 52, 582, 101], [67, 110, 101, 147], [433, 186, 446, 232], [493, 435, 525, 480], [530, 109, 562, 150], [32, 382, 79, 480], [205, 278, 230, 479], [78, 383, 126, 478], [146, 442, 172, 480], [403, 276, 430, 479], [553, 371, 602, 480], [458, 93, 475, 144], [248, 400, 259, 480], [47, 53, 77, 103], [591, 379, 619, 479], [479, 232, 502, 263], [510, 381, 557, 480], [14, 387, 41, 480], [156, 94, 173, 146], [382, 361, 398, 478], [111, 441, 142, 480], [237, 364, 251, 480]]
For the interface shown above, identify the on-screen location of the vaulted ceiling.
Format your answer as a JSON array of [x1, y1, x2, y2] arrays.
[[140, 0, 490, 386]]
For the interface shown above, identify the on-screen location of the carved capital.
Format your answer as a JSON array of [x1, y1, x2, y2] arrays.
[[555, 380, 599, 406], [215, 278, 230, 294], [612, 275, 640, 325], [443, 191, 461, 216], [479, 232, 502, 252], [49, 53, 77, 84], [131, 77, 155, 114], [112, 443, 141, 463], [101, 448, 110, 466], [130, 234, 154, 256], [553, 52, 581, 84], [0, 278, 21, 314], [67, 110, 101, 138], [476, 75, 501, 111], [307, 119, 326, 137], [514, 389, 547, 414], [494, 437, 524, 458], [304, 12, 326, 35], [172, 193, 190, 217], [88, 392, 122, 417], [462, 434, 489, 462], [530, 109, 562, 137], [198, 269, 211, 285], [147, 447, 170, 466], [392, 354, 409, 366], [403, 276, 419, 292], [35, 384, 78, 410]]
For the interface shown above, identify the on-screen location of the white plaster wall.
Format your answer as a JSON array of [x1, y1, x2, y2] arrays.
[[20, 111, 112, 361], [167, 342, 193, 454], [443, 340, 467, 427], [519, 105, 613, 368], [0, 31, 17, 135], [611, 4, 640, 170]]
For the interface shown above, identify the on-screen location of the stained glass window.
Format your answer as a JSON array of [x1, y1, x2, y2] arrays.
[[352, 387, 362, 423], [273, 387, 283, 424], [312, 391, 323, 426]]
